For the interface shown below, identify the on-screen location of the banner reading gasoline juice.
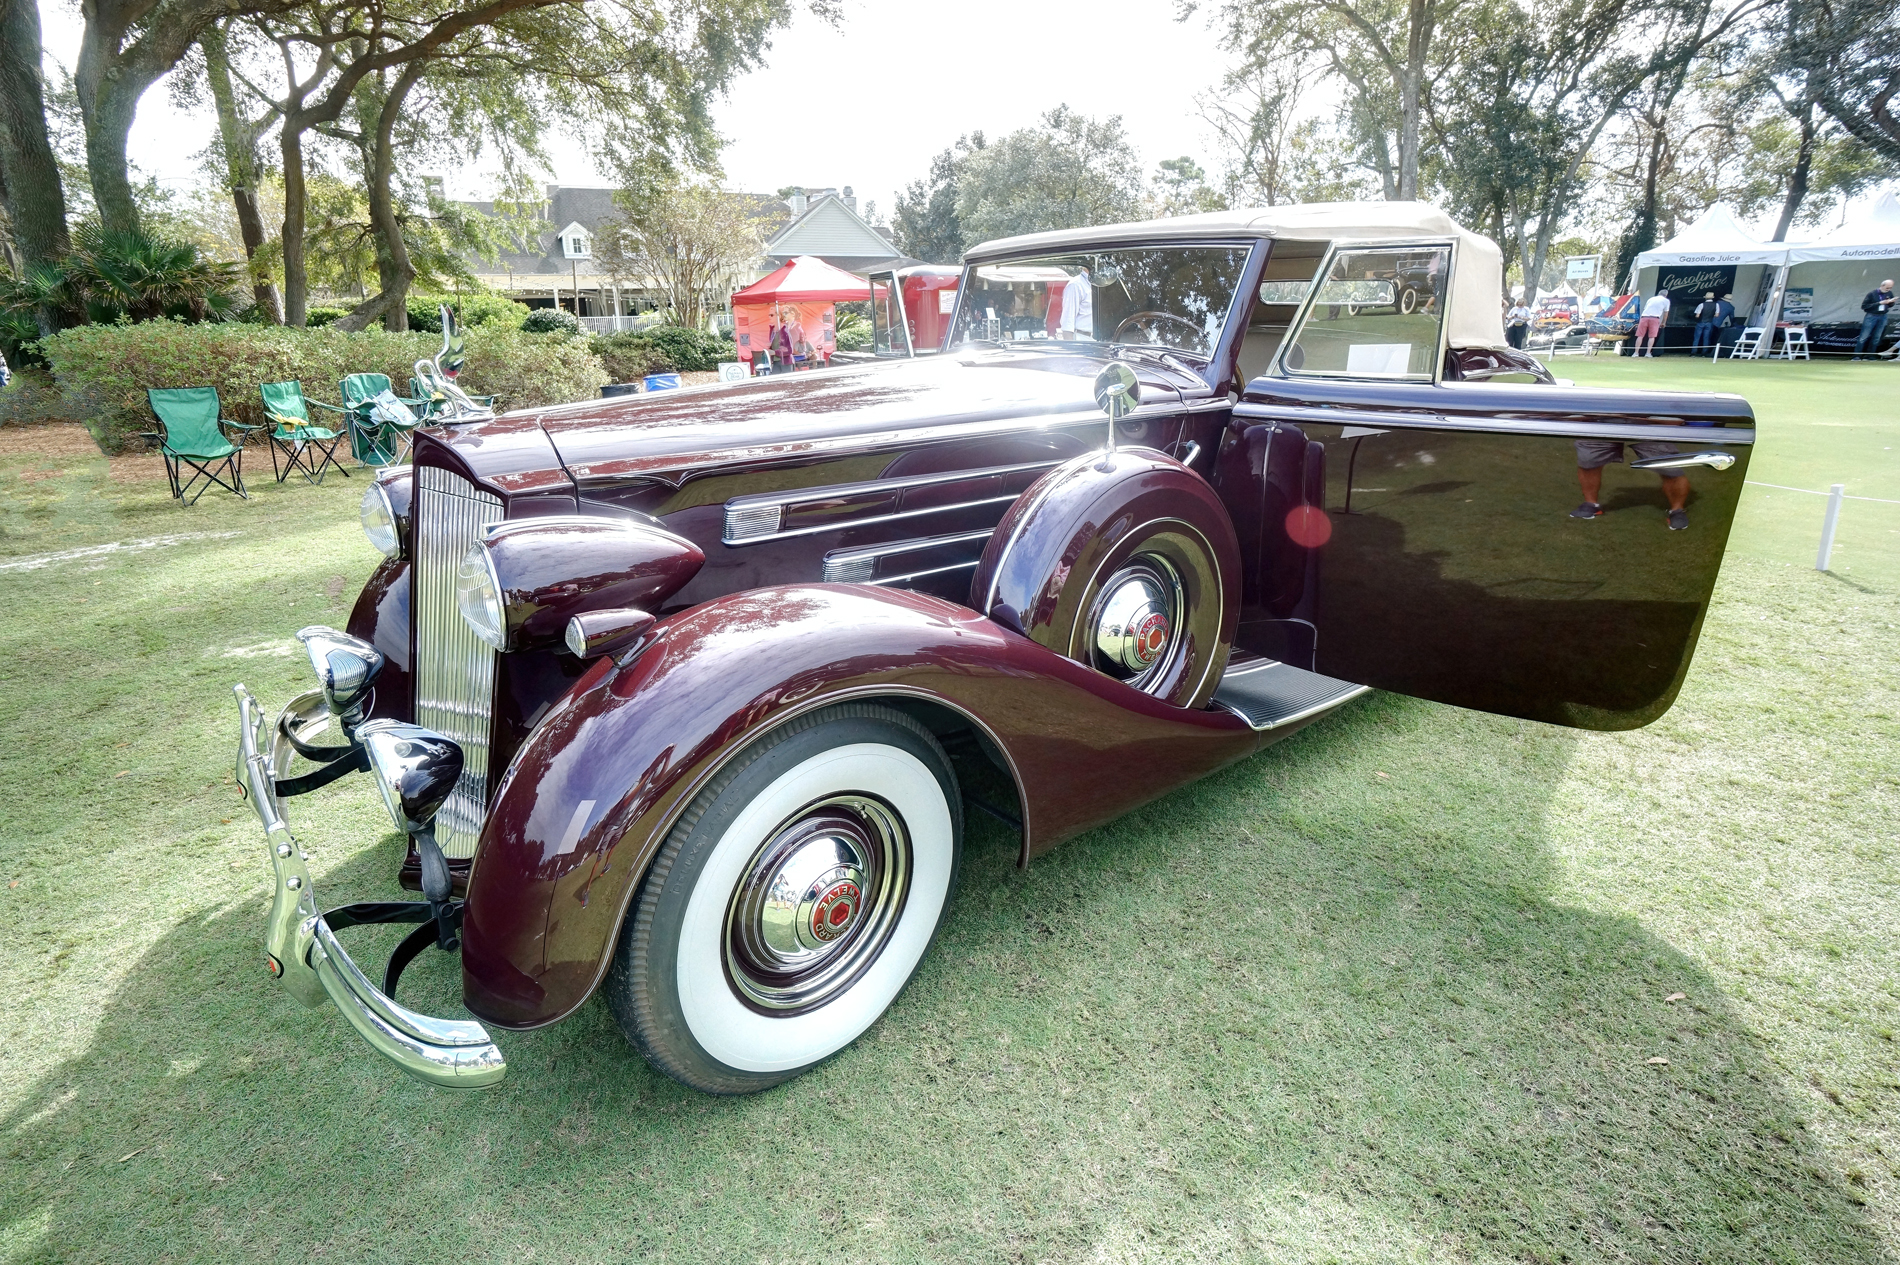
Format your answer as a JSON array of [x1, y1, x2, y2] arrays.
[[1655, 266, 1737, 322]]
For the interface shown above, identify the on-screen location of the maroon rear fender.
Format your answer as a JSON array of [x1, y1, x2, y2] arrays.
[[459, 584, 1262, 1030]]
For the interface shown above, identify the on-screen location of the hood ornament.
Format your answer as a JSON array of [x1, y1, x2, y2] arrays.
[[412, 303, 494, 423]]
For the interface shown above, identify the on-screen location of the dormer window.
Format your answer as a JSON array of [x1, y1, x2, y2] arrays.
[[558, 221, 592, 259]]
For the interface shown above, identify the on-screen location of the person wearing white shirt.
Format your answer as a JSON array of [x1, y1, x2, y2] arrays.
[[1504, 301, 1533, 350], [1633, 292, 1670, 357], [1058, 268, 1092, 340]]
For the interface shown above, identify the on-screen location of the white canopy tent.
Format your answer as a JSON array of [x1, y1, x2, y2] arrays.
[[1629, 205, 1791, 348], [1777, 191, 1900, 339]]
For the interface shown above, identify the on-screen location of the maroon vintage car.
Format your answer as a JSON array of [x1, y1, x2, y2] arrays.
[[234, 202, 1752, 1092]]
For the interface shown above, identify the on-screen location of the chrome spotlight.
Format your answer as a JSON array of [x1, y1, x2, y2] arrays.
[[296, 626, 385, 723], [356, 720, 464, 834]]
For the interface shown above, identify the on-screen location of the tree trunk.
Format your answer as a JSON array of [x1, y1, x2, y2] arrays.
[[280, 123, 309, 325], [1771, 99, 1817, 243], [202, 24, 282, 323], [73, 22, 156, 236], [1397, 0, 1429, 200], [0, 0, 71, 277], [358, 62, 423, 332], [232, 186, 283, 320]]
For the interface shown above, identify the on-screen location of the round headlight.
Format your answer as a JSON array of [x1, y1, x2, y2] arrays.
[[361, 483, 400, 558], [456, 544, 507, 650]]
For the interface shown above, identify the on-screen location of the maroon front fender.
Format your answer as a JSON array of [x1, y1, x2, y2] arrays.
[[459, 584, 1264, 1030]]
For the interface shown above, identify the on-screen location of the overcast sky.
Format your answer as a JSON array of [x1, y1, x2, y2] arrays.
[[39, 0, 1240, 216], [34, 0, 1894, 234]]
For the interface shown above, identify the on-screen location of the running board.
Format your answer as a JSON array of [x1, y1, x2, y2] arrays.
[[1211, 658, 1370, 732]]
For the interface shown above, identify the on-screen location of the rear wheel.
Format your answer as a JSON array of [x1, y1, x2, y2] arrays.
[[606, 703, 962, 1094]]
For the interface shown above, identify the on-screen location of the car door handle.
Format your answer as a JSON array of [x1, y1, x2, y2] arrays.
[[1631, 450, 1736, 471]]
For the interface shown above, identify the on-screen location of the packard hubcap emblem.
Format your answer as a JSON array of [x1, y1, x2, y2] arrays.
[[726, 797, 912, 1014], [1093, 565, 1178, 679], [810, 877, 860, 943], [1131, 611, 1169, 667]]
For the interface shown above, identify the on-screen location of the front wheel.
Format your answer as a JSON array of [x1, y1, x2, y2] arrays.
[[606, 703, 962, 1094]]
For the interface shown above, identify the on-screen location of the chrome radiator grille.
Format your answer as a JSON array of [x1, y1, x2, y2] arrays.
[[413, 466, 504, 859]]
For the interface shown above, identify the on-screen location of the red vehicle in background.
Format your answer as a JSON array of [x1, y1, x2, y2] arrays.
[[869, 265, 962, 355]]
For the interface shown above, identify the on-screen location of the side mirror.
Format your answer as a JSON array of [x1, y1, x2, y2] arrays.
[[296, 626, 384, 724], [1092, 362, 1140, 458]]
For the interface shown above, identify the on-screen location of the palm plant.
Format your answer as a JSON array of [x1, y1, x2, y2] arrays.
[[63, 228, 241, 323]]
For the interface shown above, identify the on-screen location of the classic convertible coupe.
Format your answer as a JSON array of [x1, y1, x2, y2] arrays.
[[235, 202, 1753, 1092]]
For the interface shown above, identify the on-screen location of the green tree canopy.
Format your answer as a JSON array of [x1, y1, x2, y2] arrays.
[[952, 106, 1144, 246]]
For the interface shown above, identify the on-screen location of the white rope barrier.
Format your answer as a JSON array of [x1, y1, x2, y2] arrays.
[[1744, 481, 1900, 505]]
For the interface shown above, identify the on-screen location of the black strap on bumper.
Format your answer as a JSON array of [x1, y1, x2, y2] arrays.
[[413, 826, 460, 952], [273, 744, 369, 797], [319, 900, 466, 1000]]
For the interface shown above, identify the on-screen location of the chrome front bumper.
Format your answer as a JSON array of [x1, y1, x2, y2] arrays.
[[233, 684, 506, 1088]]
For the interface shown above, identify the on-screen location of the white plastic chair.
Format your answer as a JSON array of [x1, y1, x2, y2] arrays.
[[1727, 328, 1765, 359], [1776, 326, 1811, 361]]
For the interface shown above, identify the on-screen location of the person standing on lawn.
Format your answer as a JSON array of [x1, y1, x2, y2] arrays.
[[1691, 292, 1720, 353], [1633, 291, 1670, 357], [1505, 299, 1533, 349], [1854, 280, 1894, 360]]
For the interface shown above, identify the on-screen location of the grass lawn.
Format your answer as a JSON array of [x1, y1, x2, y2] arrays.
[[2, 358, 1898, 1263]]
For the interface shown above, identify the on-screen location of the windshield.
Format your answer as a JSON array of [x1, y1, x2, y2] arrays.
[[951, 246, 1250, 360]]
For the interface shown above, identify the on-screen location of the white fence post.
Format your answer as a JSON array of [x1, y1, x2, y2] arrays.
[[1816, 483, 1845, 570]]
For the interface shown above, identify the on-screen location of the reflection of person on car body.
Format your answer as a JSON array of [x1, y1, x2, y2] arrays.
[[1571, 441, 1690, 530]]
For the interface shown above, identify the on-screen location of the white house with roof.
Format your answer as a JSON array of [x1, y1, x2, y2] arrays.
[[766, 186, 907, 274], [458, 182, 904, 330]]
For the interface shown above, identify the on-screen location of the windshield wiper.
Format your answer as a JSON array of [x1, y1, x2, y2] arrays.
[[1110, 343, 1208, 377]]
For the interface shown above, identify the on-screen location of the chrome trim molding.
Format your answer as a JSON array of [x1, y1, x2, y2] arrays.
[[1233, 401, 1756, 446], [821, 529, 995, 583], [234, 684, 506, 1087], [413, 466, 504, 859], [869, 558, 983, 589], [724, 458, 1062, 546]]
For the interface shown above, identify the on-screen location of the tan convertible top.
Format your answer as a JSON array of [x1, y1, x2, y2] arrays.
[[963, 201, 1508, 350]]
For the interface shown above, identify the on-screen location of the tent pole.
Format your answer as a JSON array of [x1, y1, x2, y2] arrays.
[[1753, 263, 1790, 360]]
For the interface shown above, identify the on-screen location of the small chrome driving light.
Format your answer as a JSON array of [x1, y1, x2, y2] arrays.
[[357, 720, 464, 833], [361, 482, 400, 558], [456, 544, 507, 650], [564, 607, 656, 659], [295, 626, 385, 722]]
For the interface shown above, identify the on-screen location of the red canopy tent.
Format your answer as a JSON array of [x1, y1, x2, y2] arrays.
[[731, 255, 883, 370]]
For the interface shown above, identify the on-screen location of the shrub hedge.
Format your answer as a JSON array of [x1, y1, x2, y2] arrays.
[[408, 292, 532, 332], [38, 321, 606, 453], [520, 308, 581, 336], [590, 331, 676, 383], [636, 324, 737, 372]]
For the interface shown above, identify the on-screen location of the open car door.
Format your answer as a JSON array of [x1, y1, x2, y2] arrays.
[[1233, 241, 1753, 731], [868, 270, 912, 358]]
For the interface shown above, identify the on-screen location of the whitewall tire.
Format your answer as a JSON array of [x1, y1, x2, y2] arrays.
[[606, 702, 962, 1094]]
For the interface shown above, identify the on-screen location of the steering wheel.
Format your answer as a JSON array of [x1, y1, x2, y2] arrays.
[[1112, 311, 1204, 348]]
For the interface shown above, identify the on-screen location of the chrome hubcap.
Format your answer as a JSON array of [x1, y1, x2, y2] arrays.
[[1089, 555, 1182, 689], [725, 797, 910, 1013]]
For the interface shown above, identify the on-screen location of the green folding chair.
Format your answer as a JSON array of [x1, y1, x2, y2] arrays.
[[259, 380, 350, 486], [143, 387, 259, 504], [339, 373, 427, 467]]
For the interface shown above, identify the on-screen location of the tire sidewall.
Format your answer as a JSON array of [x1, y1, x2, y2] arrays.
[[608, 705, 961, 1094]]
